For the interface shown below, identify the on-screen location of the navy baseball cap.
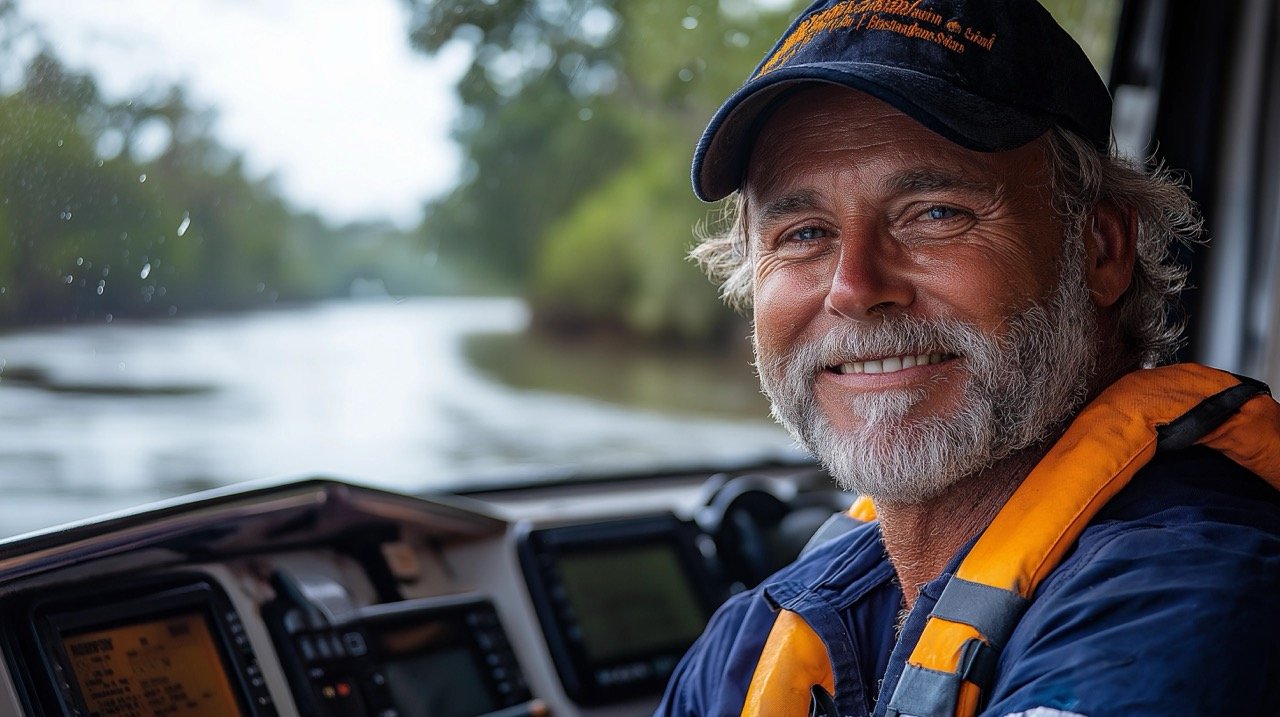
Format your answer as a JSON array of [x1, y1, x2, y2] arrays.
[[692, 0, 1113, 201]]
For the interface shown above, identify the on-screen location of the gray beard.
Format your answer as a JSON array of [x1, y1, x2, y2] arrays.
[[754, 240, 1098, 506]]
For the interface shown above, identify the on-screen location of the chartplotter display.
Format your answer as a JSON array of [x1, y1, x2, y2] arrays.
[[61, 611, 244, 716]]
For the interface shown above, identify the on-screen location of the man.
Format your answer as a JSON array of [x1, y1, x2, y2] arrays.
[[657, 1, 1280, 715]]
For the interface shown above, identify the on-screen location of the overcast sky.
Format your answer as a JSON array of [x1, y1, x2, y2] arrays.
[[17, 0, 469, 229]]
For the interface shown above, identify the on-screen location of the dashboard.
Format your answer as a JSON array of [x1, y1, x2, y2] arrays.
[[0, 461, 847, 717]]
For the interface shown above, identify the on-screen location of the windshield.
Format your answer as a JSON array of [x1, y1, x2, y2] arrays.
[[0, 0, 1120, 537]]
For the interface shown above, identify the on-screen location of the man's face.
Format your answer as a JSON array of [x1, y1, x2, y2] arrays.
[[746, 87, 1099, 505]]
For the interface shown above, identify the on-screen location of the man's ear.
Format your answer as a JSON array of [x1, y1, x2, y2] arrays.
[[1083, 200, 1137, 309]]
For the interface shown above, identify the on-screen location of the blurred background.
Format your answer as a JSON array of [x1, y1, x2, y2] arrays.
[[0, 0, 1120, 534]]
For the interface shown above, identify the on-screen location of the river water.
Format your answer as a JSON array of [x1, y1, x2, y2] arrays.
[[0, 298, 798, 537]]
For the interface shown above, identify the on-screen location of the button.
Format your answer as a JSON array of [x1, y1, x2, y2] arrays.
[[298, 636, 317, 662], [328, 633, 346, 658], [315, 636, 333, 660], [343, 631, 368, 656], [282, 609, 307, 635]]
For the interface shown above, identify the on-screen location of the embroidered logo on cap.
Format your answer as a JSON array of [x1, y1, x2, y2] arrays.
[[757, 0, 997, 78]]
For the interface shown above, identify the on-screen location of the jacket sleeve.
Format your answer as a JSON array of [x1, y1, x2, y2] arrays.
[[654, 589, 774, 717], [981, 515, 1280, 716]]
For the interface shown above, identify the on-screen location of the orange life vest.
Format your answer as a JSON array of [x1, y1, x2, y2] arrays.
[[739, 364, 1280, 717]]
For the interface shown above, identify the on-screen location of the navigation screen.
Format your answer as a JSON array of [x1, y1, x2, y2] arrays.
[[61, 611, 244, 716], [557, 543, 706, 662], [372, 619, 496, 717]]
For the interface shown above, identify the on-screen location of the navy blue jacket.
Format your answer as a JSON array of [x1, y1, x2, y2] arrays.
[[656, 447, 1280, 716]]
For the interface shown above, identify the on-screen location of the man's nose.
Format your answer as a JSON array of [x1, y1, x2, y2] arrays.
[[824, 227, 914, 320]]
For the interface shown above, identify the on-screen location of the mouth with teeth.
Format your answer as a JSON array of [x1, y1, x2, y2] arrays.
[[828, 352, 958, 375]]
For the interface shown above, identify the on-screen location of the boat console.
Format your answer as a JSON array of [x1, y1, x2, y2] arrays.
[[0, 463, 847, 717]]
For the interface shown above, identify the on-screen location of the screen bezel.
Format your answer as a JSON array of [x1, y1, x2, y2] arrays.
[[517, 514, 720, 706], [359, 600, 501, 717], [33, 581, 255, 717]]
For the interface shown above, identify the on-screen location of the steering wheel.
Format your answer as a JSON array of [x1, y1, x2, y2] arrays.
[[696, 471, 853, 590]]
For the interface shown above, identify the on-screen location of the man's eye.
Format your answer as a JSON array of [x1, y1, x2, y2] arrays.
[[924, 205, 961, 220], [786, 226, 827, 243]]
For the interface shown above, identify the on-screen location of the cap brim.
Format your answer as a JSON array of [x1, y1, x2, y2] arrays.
[[692, 63, 1052, 202]]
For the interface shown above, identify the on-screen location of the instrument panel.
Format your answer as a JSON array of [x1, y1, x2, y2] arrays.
[[0, 465, 837, 717], [22, 577, 274, 716]]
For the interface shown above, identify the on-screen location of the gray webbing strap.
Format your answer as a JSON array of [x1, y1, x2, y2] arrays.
[[928, 577, 1030, 648], [884, 664, 962, 717], [883, 578, 1030, 717]]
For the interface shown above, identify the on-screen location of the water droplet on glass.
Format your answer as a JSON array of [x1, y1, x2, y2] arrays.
[[56, 139, 64, 147], [578, 108, 593, 121], [682, 16, 698, 29], [678, 68, 694, 82], [140, 263, 152, 279], [138, 173, 147, 183], [64, 275, 74, 284], [76, 257, 84, 266], [105, 313, 113, 323], [96, 280, 106, 296], [168, 306, 177, 316], [177, 213, 191, 237]]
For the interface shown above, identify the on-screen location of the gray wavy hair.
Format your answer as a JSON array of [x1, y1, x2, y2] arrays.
[[689, 128, 1204, 367]]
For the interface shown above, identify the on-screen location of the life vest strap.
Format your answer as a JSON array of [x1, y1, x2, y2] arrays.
[[928, 577, 1028, 649], [885, 364, 1280, 717], [885, 664, 962, 717], [1156, 376, 1270, 450]]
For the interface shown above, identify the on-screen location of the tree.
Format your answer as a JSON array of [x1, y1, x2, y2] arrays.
[[407, 0, 798, 343]]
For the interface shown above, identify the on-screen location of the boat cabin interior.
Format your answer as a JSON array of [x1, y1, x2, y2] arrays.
[[0, 0, 1276, 715]]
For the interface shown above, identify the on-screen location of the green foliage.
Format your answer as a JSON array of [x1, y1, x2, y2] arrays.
[[532, 138, 734, 343], [0, 44, 447, 326], [1041, 0, 1123, 76], [409, 0, 797, 344]]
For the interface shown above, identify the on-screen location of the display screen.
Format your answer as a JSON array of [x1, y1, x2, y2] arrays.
[[372, 618, 495, 717], [557, 542, 706, 662], [61, 611, 244, 717]]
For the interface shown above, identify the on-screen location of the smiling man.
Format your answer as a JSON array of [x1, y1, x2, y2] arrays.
[[656, 1, 1280, 716]]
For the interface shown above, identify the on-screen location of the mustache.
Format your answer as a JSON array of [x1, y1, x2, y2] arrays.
[[757, 315, 989, 378]]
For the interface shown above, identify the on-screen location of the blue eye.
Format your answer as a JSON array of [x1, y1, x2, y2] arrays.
[[925, 205, 959, 220], [789, 226, 826, 242]]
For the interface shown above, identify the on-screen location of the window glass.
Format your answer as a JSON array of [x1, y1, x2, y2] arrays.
[[0, 0, 1124, 537]]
